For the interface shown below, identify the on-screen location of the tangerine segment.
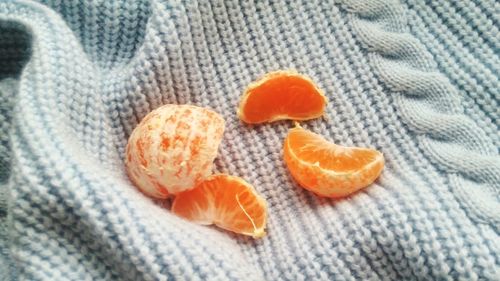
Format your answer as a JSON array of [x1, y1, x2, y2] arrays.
[[283, 126, 384, 198], [172, 174, 267, 238], [238, 71, 327, 124], [126, 104, 225, 198]]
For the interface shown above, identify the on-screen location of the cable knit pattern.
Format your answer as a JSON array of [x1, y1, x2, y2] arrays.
[[0, 0, 499, 280], [340, 0, 500, 229]]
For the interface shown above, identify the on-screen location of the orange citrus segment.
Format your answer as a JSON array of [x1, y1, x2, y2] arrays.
[[172, 174, 267, 238], [238, 71, 327, 124], [283, 125, 384, 198]]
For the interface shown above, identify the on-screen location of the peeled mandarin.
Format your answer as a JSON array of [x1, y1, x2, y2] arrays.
[[125, 104, 225, 198]]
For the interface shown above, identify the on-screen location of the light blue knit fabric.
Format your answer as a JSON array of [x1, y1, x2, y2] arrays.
[[0, 0, 499, 280]]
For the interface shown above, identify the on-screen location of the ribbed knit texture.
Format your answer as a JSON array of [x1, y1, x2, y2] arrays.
[[0, 0, 498, 280]]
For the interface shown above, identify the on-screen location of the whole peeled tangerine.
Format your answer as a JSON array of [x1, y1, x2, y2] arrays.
[[125, 104, 225, 198]]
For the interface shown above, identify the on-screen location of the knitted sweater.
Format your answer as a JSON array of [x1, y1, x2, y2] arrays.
[[0, 0, 498, 280]]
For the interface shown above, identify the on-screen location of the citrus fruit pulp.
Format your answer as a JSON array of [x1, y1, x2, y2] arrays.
[[172, 174, 267, 238], [283, 125, 384, 198], [238, 71, 327, 124]]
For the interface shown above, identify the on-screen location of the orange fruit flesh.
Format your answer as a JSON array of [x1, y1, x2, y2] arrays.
[[238, 71, 326, 123], [284, 126, 384, 198], [288, 129, 379, 172], [172, 174, 267, 238]]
